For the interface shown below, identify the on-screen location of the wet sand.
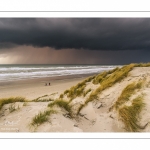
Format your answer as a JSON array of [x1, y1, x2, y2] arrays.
[[0, 74, 96, 100]]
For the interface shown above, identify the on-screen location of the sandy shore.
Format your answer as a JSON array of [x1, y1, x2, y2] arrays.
[[1, 66, 150, 132], [0, 74, 95, 100]]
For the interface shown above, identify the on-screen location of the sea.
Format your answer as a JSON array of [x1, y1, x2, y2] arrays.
[[0, 64, 120, 82]]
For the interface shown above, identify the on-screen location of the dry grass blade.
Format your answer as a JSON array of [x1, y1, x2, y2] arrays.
[[9, 104, 16, 113], [83, 88, 91, 97], [78, 64, 136, 113], [0, 97, 26, 111], [60, 75, 95, 100], [48, 99, 73, 118], [114, 81, 143, 110], [93, 67, 119, 84], [31, 109, 56, 126], [118, 96, 145, 132]]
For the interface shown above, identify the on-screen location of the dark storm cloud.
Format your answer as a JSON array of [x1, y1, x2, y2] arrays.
[[0, 18, 150, 51]]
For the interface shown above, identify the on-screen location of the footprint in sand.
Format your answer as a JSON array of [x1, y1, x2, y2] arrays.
[[26, 117, 31, 120], [25, 107, 32, 112]]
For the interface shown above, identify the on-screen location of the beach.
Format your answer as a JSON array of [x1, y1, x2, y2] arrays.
[[0, 74, 92, 100], [0, 64, 114, 99], [1, 64, 150, 132], [0, 73, 95, 132]]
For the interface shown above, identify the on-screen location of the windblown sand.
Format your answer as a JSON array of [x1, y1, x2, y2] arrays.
[[0, 76, 87, 100], [0, 68, 150, 132]]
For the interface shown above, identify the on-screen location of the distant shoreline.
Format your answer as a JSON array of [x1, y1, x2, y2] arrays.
[[0, 73, 97, 99], [1, 64, 150, 132], [0, 73, 97, 86], [0, 64, 116, 83]]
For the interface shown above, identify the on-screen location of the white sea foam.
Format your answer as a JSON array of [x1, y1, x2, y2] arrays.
[[0, 65, 120, 82]]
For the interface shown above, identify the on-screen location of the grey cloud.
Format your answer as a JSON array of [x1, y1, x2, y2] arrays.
[[1, 46, 150, 65], [0, 18, 150, 51]]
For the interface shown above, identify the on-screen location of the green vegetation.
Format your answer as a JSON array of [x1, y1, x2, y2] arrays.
[[31, 109, 56, 126], [59, 94, 64, 99], [33, 98, 53, 102], [111, 80, 145, 132], [9, 103, 20, 113], [83, 88, 91, 97], [0, 97, 26, 111], [114, 81, 143, 110], [23, 102, 28, 106], [33, 95, 54, 102], [9, 104, 16, 113], [61, 75, 95, 101], [63, 82, 86, 100], [92, 62, 150, 88], [48, 99, 73, 117], [84, 91, 98, 105], [83, 75, 95, 83], [135, 62, 150, 67], [92, 71, 108, 84], [76, 104, 84, 115], [64, 90, 69, 95], [93, 67, 119, 84], [50, 92, 58, 95], [118, 96, 145, 132], [77, 64, 136, 114], [93, 64, 134, 99]]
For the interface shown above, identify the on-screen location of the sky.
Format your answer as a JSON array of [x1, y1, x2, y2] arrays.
[[0, 18, 150, 65]]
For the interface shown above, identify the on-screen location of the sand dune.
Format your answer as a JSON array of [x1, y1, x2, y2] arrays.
[[1, 65, 150, 132]]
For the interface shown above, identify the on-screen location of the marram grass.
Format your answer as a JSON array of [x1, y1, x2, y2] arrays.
[[31, 109, 56, 126], [83, 88, 91, 97], [48, 99, 73, 117], [76, 104, 84, 115], [92, 67, 120, 84], [0, 97, 26, 111], [60, 75, 95, 100], [77, 64, 135, 114], [118, 96, 145, 132], [9, 104, 16, 113], [33, 98, 54, 102], [135, 62, 150, 67], [33, 94, 54, 102], [114, 81, 143, 110]]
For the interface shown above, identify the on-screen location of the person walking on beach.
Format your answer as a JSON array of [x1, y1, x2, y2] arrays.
[[49, 82, 51, 86]]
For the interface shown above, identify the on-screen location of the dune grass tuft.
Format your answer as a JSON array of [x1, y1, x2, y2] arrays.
[[135, 62, 150, 67], [9, 104, 16, 113], [31, 109, 56, 126], [64, 83, 86, 100], [64, 90, 69, 95], [77, 64, 136, 114], [8, 103, 21, 113], [33, 98, 54, 102], [114, 81, 143, 110], [61, 75, 95, 101], [76, 104, 84, 115], [59, 94, 64, 99], [36, 95, 48, 99], [48, 99, 73, 117], [84, 75, 96, 83], [92, 71, 108, 84], [33, 95, 54, 102], [83, 88, 91, 97], [118, 96, 145, 132], [23, 102, 28, 106], [93, 64, 135, 99], [0, 97, 26, 111], [93, 67, 120, 84]]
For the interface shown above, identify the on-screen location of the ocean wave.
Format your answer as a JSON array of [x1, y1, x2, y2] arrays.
[[0, 65, 119, 82]]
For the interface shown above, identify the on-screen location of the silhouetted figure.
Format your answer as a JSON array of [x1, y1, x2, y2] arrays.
[[49, 82, 51, 86]]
